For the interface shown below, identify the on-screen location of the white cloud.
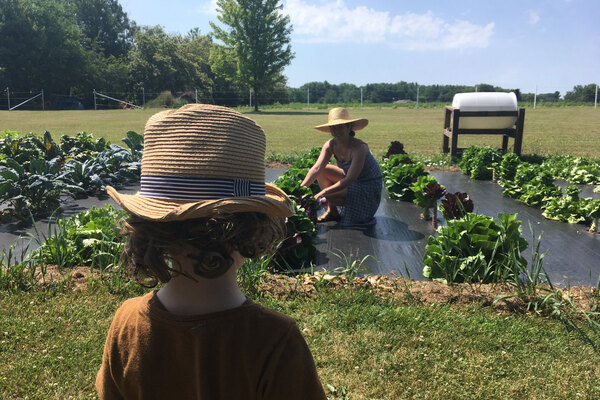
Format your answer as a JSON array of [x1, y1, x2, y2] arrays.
[[526, 10, 540, 24], [284, 0, 494, 50], [194, 0, 218, 16]]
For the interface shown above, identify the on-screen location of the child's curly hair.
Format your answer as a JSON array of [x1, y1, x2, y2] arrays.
[[120, 212, 287, 287]]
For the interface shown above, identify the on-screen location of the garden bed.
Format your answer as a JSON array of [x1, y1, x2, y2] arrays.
[[314, 170, 600, 287]]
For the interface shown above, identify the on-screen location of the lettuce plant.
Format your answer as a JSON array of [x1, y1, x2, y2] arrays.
[[381, 154, 428, 202], [586, 200, 600, 233], [440, 192, 474, 220], [411, 176, 439, 219], [459, 146, 503, 180], [542, 185, 591, 224], [423, 213, 528, 284], [411, 176, 446, 227]]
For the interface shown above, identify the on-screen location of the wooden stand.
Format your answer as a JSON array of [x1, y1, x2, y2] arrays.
[[442, 106, 525, 158]]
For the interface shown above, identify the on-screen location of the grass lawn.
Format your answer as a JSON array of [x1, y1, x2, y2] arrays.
[[1, 106, 599, 159], [1, 282, 599, 400]]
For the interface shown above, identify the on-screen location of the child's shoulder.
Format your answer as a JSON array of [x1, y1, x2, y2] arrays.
[[246, 301, 297, 327], [109, 292, 154, 324]]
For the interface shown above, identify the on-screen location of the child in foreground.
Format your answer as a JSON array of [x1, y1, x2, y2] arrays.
[[96, 104, 327, 399]]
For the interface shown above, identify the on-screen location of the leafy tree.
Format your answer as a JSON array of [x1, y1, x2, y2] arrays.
[[0, 0, 86, 93], [128, 26, 216, 101], [70, 0, 134, 58], [564, 84, 598, 102], [210, 0, 294, 111]]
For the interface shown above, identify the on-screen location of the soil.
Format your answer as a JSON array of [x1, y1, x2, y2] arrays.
[[27, 265, 598, 316], [265, 161, 291, 169], [256, 272, 598, 315]]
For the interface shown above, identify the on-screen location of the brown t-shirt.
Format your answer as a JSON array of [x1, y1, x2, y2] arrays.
[[96, 291, 326, 400]]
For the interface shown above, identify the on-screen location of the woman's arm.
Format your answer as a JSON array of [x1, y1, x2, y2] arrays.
[[301, 140, 333, 187], [314, 143, 368, 198]]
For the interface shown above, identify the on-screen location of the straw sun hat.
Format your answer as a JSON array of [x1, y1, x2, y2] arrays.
[[107, 104, 294, 221], [314, 107, 368, 133]]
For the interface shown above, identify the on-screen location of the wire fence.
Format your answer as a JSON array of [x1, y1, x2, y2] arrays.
[[0, 88, 259, 111], [1, 85, 597, 111]]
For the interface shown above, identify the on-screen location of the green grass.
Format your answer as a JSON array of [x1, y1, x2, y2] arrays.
[[1, 284, 598, 399], [2, 105, 599, 159]]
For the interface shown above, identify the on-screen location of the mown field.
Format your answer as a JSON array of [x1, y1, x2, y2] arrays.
[[1, 282, 599, 400], [1, 105, 599, 158]]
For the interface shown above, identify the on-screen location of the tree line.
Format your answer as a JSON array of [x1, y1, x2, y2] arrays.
[[0, 0, 596, 110]]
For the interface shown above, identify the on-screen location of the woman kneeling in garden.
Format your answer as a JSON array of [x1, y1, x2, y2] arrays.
[[301, 108, 383, 227]]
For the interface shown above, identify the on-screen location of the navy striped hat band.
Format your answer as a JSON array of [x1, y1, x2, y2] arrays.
[[139, 175, 266, 201]]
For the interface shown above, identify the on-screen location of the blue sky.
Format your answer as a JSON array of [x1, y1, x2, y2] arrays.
[[119, 0, 599, 96]]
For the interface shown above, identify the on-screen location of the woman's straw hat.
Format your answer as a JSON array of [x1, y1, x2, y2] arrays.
[[314, 107, 368, 133], [107, 104, 294, 221]]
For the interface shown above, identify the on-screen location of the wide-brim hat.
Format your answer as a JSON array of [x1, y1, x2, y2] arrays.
[[107, 104, 294, 221], [314, 107, 368, 133]]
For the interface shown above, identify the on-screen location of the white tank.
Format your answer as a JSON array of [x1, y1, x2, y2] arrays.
[[452, 92, 518, 129]]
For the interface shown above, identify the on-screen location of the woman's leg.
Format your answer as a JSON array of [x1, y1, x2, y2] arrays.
[[317, 164, 345, 190], [317, 165, 346, 219]]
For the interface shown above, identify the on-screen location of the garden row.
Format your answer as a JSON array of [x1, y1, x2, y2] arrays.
[[0, 130, 143, 221], [1, 130, 598, 289], [459, 146, 600, 232]]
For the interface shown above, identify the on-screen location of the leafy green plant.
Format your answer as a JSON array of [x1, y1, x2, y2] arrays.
[[542, 185, 591, 224], [331, 250, 374, 281], [59, 158, 106, 197], [382, 141, 406, 160], [439, 192, 474, 220], [542, 154, 600, 185], [0, 132, 46, 169], [459, 146, 504, 180], [501, 162, 561, 208], [0, 157, 75, 220], [96, 145, 141, 184], [410, 176, 444, 222], [30, 205, 128, 270], [272, 200, 317, 270], [60, 132, 109, 162], [423, 213, 528, 284], [0, 238, 35, 292], [586, 200, 600, 233], [498, 152, 520, 184], [290, 146, 321, 169], [382, 154, 428, 202], [121, 130, 144, 161]]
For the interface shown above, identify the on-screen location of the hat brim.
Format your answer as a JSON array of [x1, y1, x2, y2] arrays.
[[107, 183, 294, 221], [314, 118, 368, 133]]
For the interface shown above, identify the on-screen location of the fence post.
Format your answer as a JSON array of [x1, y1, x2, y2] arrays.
[[534, 85, 537, 109], [142, 87, 145, 108], [249, 89, 252, 108], [42, 89, 45, 111], [416, 86, 419, 109], [360, 87, 363, 110], [6, 87, 10, 111], [307, 88, 310, 111], [93, 89, 97, 110], [195, 89, 198, 103], [595, 84, 598, 109]]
